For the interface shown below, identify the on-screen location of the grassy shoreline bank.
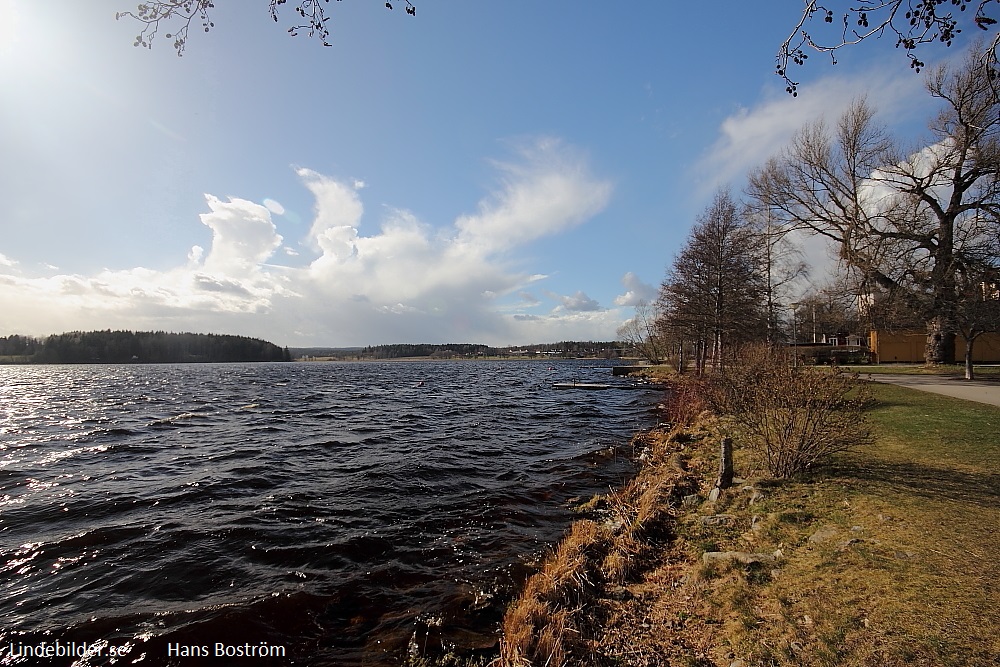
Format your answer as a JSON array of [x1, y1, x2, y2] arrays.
[[470, 378, 1000, 667]]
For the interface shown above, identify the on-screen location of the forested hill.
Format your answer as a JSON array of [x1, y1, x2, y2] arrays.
[[345, 341, 622, 360], [0, 331, 291, 364], [360, 343, 497, 359]]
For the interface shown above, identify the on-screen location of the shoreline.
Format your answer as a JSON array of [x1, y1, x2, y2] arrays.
[[467, 378, 1000, 667]]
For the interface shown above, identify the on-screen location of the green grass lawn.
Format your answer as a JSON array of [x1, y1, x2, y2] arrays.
[[679, 382, 1000, 666], [847, 363, 1000, 378]]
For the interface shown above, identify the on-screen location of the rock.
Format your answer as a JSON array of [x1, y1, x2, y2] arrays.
[[808, 525, 840, 544], [708, 486, 722, 502], [702, 551, 777, 566], [681, 494, 701, 508]]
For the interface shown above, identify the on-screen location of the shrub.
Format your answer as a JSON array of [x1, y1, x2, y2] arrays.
[[710, 344, 872, 477], [660, 374, 711, 426]]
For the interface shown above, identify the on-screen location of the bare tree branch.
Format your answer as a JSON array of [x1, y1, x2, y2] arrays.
[[117, 0, 416, 55], [777, 1, 998, 96]]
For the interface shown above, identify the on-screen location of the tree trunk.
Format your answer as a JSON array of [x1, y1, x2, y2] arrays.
[[964, 337, 975, 380], [713, 329, 724, 373], [925, 317, 956, 365], [676, 341, 685, 374]]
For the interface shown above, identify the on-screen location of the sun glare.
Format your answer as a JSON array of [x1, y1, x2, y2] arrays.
[[0, 0, 24, 60]]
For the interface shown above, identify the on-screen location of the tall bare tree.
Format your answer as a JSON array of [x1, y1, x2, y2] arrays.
[[745, 204, 809, 343], [657, 189, 767, 374], [749, 49, 1000, 365]]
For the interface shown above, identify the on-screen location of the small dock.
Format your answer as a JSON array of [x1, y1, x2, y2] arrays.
[[552, 381, 666, 391], [552, 382, 613, 390]]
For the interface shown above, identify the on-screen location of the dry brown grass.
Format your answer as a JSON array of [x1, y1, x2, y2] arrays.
[[498, 520, 607, 667], [495, 426, 701, 667]]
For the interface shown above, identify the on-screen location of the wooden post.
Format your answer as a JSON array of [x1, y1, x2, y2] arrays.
[[717, 437, 734, 490]]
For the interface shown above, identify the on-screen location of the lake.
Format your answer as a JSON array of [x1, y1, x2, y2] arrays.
[[0, 361, 660, 666]]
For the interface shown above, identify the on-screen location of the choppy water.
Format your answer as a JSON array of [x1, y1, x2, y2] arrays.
[[0, 361, 660, 666]]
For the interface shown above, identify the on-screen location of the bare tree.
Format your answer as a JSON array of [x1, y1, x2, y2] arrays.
[[117, 0, 416, 55], [616, 301, 667, 365], [749, 51, 1000, 365], [744, 203, 809, 343], [953, 260, 1000, 378], [777, 0, 999, 96], [794, 284, 863, 343], [657, 189, 768, 375]]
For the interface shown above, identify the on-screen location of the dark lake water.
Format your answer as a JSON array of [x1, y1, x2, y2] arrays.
[[0, 361, 660, 666]]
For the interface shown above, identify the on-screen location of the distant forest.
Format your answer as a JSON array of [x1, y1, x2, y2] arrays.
[[0, 331, 291, 364], [303, 341, 624, 360]]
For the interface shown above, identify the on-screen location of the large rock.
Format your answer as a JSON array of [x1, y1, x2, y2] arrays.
[[808, 525, 840, 544]]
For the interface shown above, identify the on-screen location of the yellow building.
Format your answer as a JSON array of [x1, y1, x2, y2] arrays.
[[869, 330, 1000, 363]]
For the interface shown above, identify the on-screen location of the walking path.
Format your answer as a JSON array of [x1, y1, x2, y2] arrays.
[[865, 373, 1000, 408]]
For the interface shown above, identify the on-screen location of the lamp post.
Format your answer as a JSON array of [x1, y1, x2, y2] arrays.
[[790, 302, 800, 368]]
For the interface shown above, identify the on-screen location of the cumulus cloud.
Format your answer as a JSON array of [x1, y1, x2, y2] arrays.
[[556, 290, 603, 312], [0, 139, 621, 345], [198, 195, 283, 276], [614, 272, 656, 307]]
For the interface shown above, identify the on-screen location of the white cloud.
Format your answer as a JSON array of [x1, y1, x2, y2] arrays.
[[297, 167, 366, 252], [0, 253, 17, 268], [198, 195, 283, 276], [697, 65, 928, 194], [556, 290, 603, 312], [614, 272, 656, 307], [504, 309, 623, 344], [518, 291, 541, 307], [0, 139, 619, 345], [454, 138, 612, 253]]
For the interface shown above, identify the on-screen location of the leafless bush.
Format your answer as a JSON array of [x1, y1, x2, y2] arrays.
[[660, 375, 711, 426], [710, 344, 872, 477]]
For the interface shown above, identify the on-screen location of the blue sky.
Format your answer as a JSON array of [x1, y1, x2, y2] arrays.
[[0, 1, 976, 346]]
